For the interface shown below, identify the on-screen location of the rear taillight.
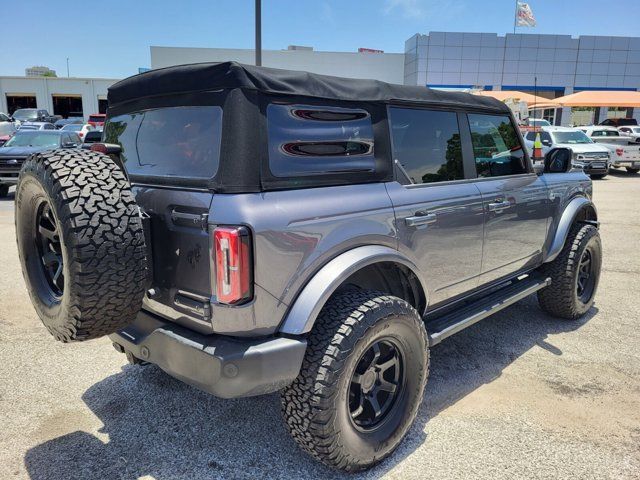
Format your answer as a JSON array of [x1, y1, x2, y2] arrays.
[[213, 226, 252, 305], [616, 148, 623, 157]]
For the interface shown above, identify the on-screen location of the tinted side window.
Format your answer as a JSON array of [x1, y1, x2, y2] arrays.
[[389, 107, 463, 184], [267, 104, 374, 177], [468, 114, 527, 178], [525, 132, 535, 141], [104, 106, 223, 179]]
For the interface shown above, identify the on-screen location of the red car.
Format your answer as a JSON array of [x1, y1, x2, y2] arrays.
[[87, 113, 106, 127]]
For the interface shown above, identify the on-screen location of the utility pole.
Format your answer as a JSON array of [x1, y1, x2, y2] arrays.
[[513, 0, 518, 34], [66, 58, 70, 77], [255, 0, 262, 66]]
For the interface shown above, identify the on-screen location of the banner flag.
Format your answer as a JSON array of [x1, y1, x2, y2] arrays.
[[516, 2, 537, 27]]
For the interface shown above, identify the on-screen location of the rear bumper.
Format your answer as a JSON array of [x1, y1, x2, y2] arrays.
[[611, 160, 640, 168], [109, 310, 307, 398]]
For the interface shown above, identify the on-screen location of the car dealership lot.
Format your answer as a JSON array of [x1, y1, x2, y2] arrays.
[[0, 172, 639, 480]]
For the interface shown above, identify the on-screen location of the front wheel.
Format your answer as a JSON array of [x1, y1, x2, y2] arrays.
[[537, 224, 602, 320], [281, 290, 429, 472]]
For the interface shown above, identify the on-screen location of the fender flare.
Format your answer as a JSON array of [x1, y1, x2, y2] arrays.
[[545, 196, 598, 263], [278, 245, 427, 335]]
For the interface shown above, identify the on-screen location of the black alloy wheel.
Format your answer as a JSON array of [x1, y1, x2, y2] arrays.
[[576, 247, 596, 303], [349, 338, 404, 432], [34, 199, 64, 297]]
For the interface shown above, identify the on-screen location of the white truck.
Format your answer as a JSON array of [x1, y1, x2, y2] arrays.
[[618, 125, 640, 144], [522, 126, 611, 178], [580, 126, 640, 173]]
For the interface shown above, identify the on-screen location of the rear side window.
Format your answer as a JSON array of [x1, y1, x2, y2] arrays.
[[468, 114, 527, 177], [389, 107, 463, 184], [104, 106, 223, 179], [267, 104, 375, 177]]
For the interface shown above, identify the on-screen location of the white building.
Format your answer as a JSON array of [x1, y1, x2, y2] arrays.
[[25, 66, 56, 77], [0, 76, 117, 118], [150, 46, 405, 84]]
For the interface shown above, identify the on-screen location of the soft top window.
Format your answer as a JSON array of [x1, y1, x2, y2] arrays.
[[267, 103, 375, 177], [104, 105, 222, 181]]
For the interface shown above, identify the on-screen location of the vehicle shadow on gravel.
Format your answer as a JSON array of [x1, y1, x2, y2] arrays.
[[24, 296, 596, 480]]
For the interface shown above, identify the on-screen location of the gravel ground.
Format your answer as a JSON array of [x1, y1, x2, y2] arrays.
[[1, 171, 639, 480]]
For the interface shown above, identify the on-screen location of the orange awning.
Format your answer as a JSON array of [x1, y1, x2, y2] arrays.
[[474, 90, 552, 105], [553, 90, 640, 107], [528, 102, 560, 109]]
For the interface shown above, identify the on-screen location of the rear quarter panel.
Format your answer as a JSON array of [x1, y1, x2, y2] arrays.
[[209, 183, 397, 336]]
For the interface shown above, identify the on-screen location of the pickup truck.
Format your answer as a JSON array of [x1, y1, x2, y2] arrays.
[[580, 126, 640, 173], [523, 126, 611, 178], [618, 126, 640, 144], [11, 108, 60, 126]]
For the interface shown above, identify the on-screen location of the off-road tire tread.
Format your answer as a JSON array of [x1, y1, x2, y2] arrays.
[[281, 290, 429, 472], [537, 224, 600, 320], [16, 149, 147, 342]]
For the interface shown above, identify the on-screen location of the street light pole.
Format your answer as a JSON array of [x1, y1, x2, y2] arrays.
[[255, 0, 262, 66]]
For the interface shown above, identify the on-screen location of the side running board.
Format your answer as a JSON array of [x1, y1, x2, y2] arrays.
[[427, 275, 551, 346]]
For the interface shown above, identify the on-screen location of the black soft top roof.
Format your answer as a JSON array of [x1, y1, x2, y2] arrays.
[[108, 61, 508, 112]]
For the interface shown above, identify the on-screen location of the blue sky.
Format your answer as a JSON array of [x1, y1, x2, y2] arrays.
[[2, 0, 638, 78]]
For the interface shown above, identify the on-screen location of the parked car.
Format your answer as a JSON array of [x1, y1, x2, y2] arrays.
[[599, 118, 638, 127], [80, 129, 102, 148], [0, 112, 17, 143], [14, 62, 602, 472], [522, 117, 551, 127], [54, 117, 84, 129], [579, 125, 640, 173], [11, 108, 57, 126], [523, 126, 610, 178], [18, 122, 56, 131], [618, 125, 640, 144], [0, 130, 80, 197], [60, 123, 94, 140], [87, 113, 106, 127]]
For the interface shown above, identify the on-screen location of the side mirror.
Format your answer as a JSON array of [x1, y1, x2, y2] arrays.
[[544, 147, 573, 173]]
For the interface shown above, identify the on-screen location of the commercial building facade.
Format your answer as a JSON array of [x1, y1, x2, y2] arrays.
[[404, 32, 640, 124], [0, 76, 117, 118], [150, 46, 405, 84]]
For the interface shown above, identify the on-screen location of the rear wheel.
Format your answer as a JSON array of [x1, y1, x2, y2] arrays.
[[15, 149, 147, 342], [626, 167, 639, 174], [281, 290, 429, 472], [537, 224, 602, 320]]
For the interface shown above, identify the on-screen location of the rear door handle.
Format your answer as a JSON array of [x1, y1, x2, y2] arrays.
[[488, 200, 511, 212], [405, 212, 437, 227]]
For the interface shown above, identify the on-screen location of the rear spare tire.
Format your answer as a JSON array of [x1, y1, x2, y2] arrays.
[[15, 149, 147, 342]]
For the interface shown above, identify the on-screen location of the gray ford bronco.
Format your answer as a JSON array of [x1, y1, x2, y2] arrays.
[[15, 62, 602, 472]]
